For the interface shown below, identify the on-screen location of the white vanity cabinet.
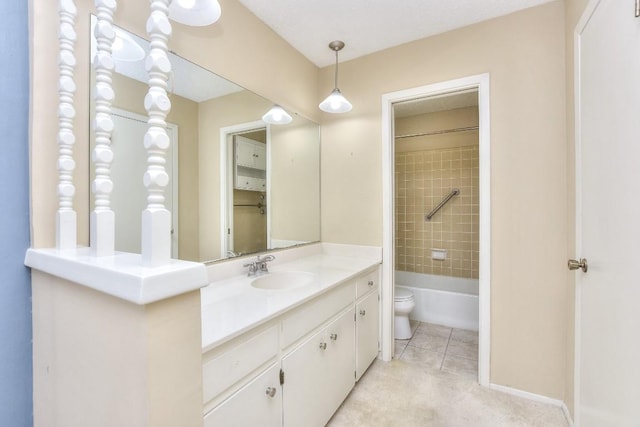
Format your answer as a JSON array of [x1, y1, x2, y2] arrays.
[[282, 307, 355, 427], [202, 265, 380, 427], [204, 362, 282, 427]]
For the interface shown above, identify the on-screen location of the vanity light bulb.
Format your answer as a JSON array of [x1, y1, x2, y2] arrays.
[[319, 88, 352, 114], [177, 0, 196, 9]]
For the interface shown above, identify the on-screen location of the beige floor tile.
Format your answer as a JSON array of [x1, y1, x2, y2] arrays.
[[442, 354, 478, 380], [450, 328, 479, 344], [417, 322, 453, 338], [409, 331, 449, 353], [395, 340, 408, 358], [399, 345, 443, 370], [446, 339, 478, 360], [328, 358, 568, 427]]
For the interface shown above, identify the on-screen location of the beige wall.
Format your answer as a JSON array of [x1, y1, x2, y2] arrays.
[[32, 271, 202, 426], [270, 121, 321, 244], [110, 74, 201, 261], [320, 1, 568, 399], [564, 0, 591, 418], [30, 0, 319, 249]]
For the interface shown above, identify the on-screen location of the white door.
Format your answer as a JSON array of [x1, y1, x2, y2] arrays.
[[576, 1, 640, 425], [110, 111, 178, 256]]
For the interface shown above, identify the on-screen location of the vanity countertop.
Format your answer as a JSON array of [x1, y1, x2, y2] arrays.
[[201, 247, 381, 352]]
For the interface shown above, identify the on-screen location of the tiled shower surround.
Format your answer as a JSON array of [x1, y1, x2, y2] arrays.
[[395, 145, 479, 279]]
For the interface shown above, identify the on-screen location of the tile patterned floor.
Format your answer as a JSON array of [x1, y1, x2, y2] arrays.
[[395, 321, 479, 380], [327, 322, 568, 427]]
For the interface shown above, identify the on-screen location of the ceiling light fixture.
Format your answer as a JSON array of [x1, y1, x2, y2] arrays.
[[168, 0, 222, 27], [112, 28, 145, 62], [262, 105, 293, 125], [319, 40, 352, 114]]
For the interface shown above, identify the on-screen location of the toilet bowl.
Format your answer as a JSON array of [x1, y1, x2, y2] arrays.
[[394, 287, 416, 339]]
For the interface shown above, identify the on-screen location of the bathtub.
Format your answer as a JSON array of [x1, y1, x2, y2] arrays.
[[395, 271, 479, 331]]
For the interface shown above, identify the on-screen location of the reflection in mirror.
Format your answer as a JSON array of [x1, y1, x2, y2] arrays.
[[89, 16, 320, 263]]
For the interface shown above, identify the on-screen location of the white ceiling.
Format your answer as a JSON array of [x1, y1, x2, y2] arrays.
[[237, 0, 556, 67]]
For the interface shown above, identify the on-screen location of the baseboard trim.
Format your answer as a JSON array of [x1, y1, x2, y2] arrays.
[[488, 383, 574, 425], [561, 402, 574, 426]]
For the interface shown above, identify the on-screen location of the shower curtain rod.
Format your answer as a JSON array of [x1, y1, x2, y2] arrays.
[[395, 125, 479, 139]]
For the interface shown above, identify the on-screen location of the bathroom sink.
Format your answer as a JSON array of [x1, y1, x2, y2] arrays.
[[250, 271, 316, 291]]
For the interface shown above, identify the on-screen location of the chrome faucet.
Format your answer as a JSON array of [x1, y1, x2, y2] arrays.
[[257, 254, 275, 274], [243, 254, 276, 277]]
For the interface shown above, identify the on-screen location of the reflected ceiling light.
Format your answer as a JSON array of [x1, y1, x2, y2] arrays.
[[319, 40, 352, 114], [169, 0, 222, 27], [112, 28, 145, 62], [262, 105, 293, 125]]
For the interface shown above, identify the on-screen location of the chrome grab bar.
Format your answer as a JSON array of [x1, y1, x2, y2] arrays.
[[425, 189, 459, 221]]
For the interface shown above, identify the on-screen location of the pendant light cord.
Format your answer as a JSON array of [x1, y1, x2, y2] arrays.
[[334, 49, 339, 89]]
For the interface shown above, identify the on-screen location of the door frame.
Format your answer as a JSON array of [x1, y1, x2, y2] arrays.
[[219, 121, 271, 257], [381, 73, 491, 386], [110, 107, 179, 257], [573, 0, 605, 423]]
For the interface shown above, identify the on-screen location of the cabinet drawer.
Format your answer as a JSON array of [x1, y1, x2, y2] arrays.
[[281, 281, 355, 349], [204, 362, 281, 427], [356, 268, 379, 298], [203, 325, 279, 405]]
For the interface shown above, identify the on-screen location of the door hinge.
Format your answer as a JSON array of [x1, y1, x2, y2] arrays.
[[279, 369, 285, 385], [354, 370, 357, 379], [354, 312, 356, 321], [636, 0, 640, 18]]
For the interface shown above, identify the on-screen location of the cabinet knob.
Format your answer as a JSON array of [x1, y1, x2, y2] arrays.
[[368, 280, 374, 287], [265, 387, 277, 398], [330, 333, 338, 341], [319, 342, 327, 350], [360, 309, 366, 316]]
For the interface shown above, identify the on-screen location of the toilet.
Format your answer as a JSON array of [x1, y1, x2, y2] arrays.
[[394, 287, 416, 339]]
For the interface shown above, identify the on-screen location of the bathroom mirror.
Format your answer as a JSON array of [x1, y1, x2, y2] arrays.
[[89, 17, 320, 263]]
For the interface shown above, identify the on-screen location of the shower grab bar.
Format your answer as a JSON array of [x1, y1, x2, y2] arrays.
[[425, 189, 459, 221]]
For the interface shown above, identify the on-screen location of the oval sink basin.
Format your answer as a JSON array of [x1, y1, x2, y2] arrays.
[[251, 271, 316, 291]]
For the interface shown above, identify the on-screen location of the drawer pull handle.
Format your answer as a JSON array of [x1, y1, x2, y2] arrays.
[[319, 342, 327, 350], [360, 309, 366, 316], [368, 280, 374, 287], [265, 387, 277, 398], [330, 333, 338, 341]]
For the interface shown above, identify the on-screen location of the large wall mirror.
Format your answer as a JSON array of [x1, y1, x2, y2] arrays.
[[89, 16, 321, 263]]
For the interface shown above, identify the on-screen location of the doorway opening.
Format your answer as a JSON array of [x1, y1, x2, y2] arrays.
[[219, 121, 271, 258], [381, 74, 491, 386]]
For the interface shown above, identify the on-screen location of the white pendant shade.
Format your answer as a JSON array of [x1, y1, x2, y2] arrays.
[[169, 0, 221, 27], [112, 28, 145, 62], [319, 88, 352, 114], [262, 105, 293, 125]]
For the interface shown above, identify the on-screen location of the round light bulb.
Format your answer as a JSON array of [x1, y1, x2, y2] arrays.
[[177, 0, 196, 9]]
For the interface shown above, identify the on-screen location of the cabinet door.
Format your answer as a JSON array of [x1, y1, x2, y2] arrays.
[[282, 308, 355, 427], [235, 138, 256, 168], [356, 291, 379, 380], [253, 142, 266, 170], [204, 363, 282, 427]]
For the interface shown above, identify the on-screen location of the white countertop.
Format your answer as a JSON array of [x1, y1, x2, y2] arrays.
[[201, 244, 381, 352]]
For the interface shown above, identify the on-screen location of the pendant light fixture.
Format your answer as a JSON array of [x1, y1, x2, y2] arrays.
[[319, 40, 352, 114], [262, 105, 293, 125], [168, 0, 222, 27]]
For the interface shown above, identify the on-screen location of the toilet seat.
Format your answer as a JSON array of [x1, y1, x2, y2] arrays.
[[394, 287, 414, 301]]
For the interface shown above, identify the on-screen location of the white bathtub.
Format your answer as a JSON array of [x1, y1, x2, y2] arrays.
[[395, 271, 479, 331]]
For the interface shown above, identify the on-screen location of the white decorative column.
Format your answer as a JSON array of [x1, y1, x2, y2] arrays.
[[142, 0, 173, 266], [90, 0, 117, 256], [56, 0, 78, 250]]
